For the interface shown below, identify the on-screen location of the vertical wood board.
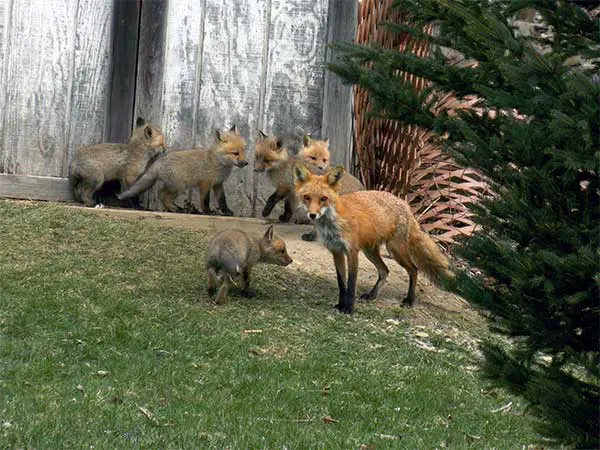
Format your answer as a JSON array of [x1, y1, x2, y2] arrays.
[[106, 0, 140, 143], [1, 0, 78, 177], [321, 0, 358, 169], [194, 0, 267, 216], [66, 0, 114, 176], [160, 0, 204, 151], [261, 0, 329, 137]]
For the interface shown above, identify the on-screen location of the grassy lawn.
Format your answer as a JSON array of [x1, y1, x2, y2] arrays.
[[0, 200, 547, 449]]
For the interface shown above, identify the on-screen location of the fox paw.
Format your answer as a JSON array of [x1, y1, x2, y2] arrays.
[[241, 289, 256, 298], [301, 231, 317, 242], [334, 303, 354, 314], [400, 297, 415, 308], [360, 291, 376, 301], [278, 213, 292, 223]]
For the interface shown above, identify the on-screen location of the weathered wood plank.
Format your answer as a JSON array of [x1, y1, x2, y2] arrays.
[[134, 0, 168, 210], [1, 0, 78, 177], [134, 0, 167, 126], [321, 0, 358, 169], [65, 0, 114, 176], [161, 0, 204, 151], [0, 0, 13, 164], [262, 0, 328, 136], [255, 0, 329, 215], [106, 0, 140, 144], [193, 0, 268, 217], [0, 174, 73, 202]]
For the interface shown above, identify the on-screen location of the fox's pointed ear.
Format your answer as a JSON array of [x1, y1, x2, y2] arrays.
[[326, 166, 345, 188], [216, 129, 224, 142], [294, 163, 312, 184], [303, 134, 313, 147], [136, 117, 146, 128], [258, 129, 267, 140], [264, 225, 274, 242], [276, 139, 283, 149], [323, 138, 330, 147], [229, 124, 238, 134], [144, 125, 153, 139]]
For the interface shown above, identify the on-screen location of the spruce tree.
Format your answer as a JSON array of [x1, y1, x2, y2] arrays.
[[330, 0, 599, 444]]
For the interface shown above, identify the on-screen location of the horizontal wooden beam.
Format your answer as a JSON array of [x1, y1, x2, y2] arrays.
[[0, 174, 73, 202]]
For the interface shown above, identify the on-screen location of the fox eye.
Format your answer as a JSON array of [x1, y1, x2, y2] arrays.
[[279, 249, 285, 254], [264, 159, 271, 163], [310, 156, 316, 160], [303, 195, 310, 201], [320, 196, 328, 202], [232, 152, 240, 156]]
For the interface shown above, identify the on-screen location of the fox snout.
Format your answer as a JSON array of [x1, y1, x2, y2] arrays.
[[280, 255, 293, 266]]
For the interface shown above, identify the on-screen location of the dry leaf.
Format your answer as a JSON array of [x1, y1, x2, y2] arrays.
[[137, 406, 158, 424], [414, 340, 438, 352], [360, 445, 375, 450], [466, 434, 481, 442], [491, 401, 513, 413], [376, 433, 401, 440], [243, 329, 263, 334], [96, 370, 109, 377], [322, 416, 338, 424], [414, 331, 429, 338], [76, 384, 84, 393]]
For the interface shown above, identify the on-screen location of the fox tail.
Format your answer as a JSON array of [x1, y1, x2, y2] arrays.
[[408, 219, 454, 285], [117, 162, 160, 200]]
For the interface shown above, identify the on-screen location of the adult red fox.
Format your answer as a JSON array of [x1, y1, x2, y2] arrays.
[[294, 164, 453, 313]]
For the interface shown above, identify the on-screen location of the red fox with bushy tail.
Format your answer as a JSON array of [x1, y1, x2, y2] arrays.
[[294, 164, 453, 314]]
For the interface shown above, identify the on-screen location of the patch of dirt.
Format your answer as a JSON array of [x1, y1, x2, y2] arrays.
[[73, 205, 482, 330]]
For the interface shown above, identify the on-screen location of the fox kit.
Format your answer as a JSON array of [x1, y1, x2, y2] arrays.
[[118, 125, 247, 215], [69, 117, 167, 207], [254, 132, 364, 226], [295, 164, 453, 314], [206, 225, 293, 304]]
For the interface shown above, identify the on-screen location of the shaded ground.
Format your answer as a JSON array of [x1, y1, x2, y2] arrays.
[[75, 205, 480, 331]]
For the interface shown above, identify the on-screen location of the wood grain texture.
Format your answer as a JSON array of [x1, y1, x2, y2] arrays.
[[0, 0, 12, 168], [1, 0, 78, 177], [321, 0, 357, 169], [106, 0, 140, 143], [0, 174, 73, 202], [262, 0, 328, 137], [253, 0, 329, 217], [134, 0, 167, 126], [134, 0, 168, 210], [193, 0, 267, 216], [161, 0, 204, 151], [66, 0, 114, 176]]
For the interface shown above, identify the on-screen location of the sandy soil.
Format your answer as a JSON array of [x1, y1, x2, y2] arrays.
[[74, 205, 480, 329]]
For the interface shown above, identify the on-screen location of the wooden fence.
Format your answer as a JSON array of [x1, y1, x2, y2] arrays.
[[0, 0, 357, 216]]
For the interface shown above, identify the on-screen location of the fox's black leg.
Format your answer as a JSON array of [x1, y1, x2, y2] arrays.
[[241, 268, 256, 298], [301, 226, 318, 242], [214, 184, 233, 216], [342, 250, 359, 314], [332, 252, 347, 312], [198, 183, 215, 215], [262, 191, 285, 218], [279, 196, 293, 222]]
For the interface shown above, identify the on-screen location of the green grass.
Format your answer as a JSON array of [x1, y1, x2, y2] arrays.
[[0, 200, 548, 449]]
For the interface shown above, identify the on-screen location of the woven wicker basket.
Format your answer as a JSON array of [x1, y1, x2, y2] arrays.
[[354, 0, 487, 245]]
